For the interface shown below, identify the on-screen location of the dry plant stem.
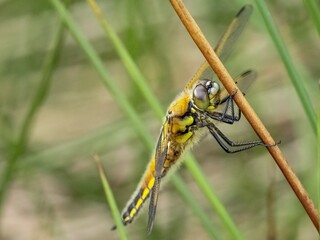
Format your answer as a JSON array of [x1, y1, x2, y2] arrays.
[[169, 0, 319, 232]]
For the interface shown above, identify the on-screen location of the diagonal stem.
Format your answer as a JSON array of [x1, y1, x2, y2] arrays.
[[169, 0, 319, 232]]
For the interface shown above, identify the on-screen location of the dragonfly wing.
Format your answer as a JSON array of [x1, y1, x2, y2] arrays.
[[219, 70, 257, 101], [235, 70, 256, 94], [185, 5, 253, 92], [215, 5, 253, 62], [147, 127, 169, 234], [202, 5, 253, 79]]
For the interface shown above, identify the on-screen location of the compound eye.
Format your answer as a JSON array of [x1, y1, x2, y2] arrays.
[[208, 81, 220, 95], [193, 84, 209, 110]]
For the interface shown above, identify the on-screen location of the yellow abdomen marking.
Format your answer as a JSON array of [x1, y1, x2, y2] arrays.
[[121, 159, 157, 224], [141, 188, 149, 200], [136, 198, 143, 209], [129, 208, 137, 218], [148, 177, 155, 190]]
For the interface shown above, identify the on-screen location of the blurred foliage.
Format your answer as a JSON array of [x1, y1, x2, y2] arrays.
[[0, 0, 318, 239]]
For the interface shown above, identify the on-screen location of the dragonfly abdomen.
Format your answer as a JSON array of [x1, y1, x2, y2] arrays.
[[121, 159, 156, 225], [121, 143, 184, 225]]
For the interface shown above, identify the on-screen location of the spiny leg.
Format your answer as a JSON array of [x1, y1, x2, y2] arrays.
[[220, 93, 241, 122], [206, 90, 241, 124], [207, 123, 269, 154], [208, 127, 261, 153], [218, 69, 257, 123], [220, 89, 242, 122]]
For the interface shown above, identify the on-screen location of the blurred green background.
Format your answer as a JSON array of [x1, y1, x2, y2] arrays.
[[0, 0, 319, 239]]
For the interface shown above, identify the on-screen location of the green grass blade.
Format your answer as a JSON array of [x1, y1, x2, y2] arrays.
[[87, 0, 163, 119], [184, 157, 243, 239], [171, 174, 220, 239], [303, 0, 320, 36], [50, 0, 152, 149], [254, 0, 317, 133], [94, 156, 128, 240], [184, 156, 243, 239], [0, 19, 65, 211], [317, 100, 320, 222], [51, 0, 244, 239], [20, 119, 132, 170]]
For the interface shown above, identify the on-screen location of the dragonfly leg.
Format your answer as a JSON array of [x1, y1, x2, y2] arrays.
[[207, 123, 272, 153], [206, 89, 242, 125], [205, 112, 233, 124], [221, 89, 241, 122]]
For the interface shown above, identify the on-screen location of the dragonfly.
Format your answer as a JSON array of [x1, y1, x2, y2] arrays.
[[117, 5, 271, 234]]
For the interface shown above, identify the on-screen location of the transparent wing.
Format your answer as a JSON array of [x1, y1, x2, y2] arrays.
[[219, 70, 257, 101], [147, 125, 169, 234], [185, 5, 253, 90], [235, 70, 256, 94], [215, 4, 253, 62]]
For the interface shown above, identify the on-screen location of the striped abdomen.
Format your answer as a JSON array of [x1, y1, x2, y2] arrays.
[[121, 143, 184, 226], [121, 158, 156, 225]]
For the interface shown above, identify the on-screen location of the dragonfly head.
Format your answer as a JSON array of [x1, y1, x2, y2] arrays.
[[192, 80, 220, 110]]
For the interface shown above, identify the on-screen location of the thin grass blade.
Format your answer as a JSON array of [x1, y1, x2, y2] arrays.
[[303, 0, 320, 36], [94, 156, 128, 240], [254, 0, 317, 133]]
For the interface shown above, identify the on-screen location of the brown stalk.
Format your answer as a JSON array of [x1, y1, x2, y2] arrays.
[[169, 0, 319, 232]]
